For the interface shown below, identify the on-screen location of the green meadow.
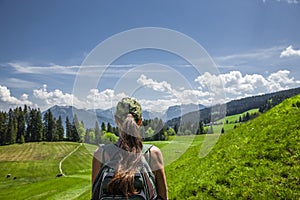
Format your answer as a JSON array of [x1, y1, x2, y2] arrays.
[[0, 95, 300, 199]]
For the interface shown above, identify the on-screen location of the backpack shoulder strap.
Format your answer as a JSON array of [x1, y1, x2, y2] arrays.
[[141, 144, 157, 200], [142, 144, 153, 154], [142, 144, 153, 164]]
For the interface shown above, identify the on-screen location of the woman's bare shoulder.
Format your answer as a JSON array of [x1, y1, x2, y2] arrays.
[[148, 145, 164, 170], [149, 145, 161, 153]]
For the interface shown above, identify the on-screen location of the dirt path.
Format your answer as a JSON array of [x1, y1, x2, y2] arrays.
[[59, 143, 82, 176]]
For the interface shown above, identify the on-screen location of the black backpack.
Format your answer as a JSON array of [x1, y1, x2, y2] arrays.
[[92, 144, 158, 200]]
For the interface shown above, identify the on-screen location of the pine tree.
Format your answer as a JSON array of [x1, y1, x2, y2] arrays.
[[101, 122, 106, 132], [197, 121, 204, 135], [107, 122, 113, 133], [43, 110, 56, 141], [0, 112, 8, 145], [6, 109, 17, 144], [94, 121, 101, 144], [174, 124, 178, 135], [35, 109, 43, 141], [43, 111, 49, 141], [72, 114, 84, 142], [245, 112, 250, 121], [65, 116, 72, 141], [56, 116, 64, 141], [49, 111, 56, 141], [156, 119, 165, 140], [29, 109, 43, 142], [16, 107, 25, 143], [24, 106, 31, 142], [71, 119, 80, 142]]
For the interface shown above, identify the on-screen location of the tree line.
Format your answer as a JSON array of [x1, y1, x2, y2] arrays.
[[0, 105, 170, 146], [0, 104, 262, 146], [0, 105, 83, 145]]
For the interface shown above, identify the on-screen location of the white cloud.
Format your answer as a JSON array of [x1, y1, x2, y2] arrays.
[[136, 74, 213, 108], [262, 0, 300, 3], [137, 74, 173, 93], [32, 84, 128, 110], [0, 85, 32, 107], [195, 70, 300, 100], [5, 78, 39, 89], [280, 45, 300, 58], [8, 62, 138, 78], [9, 62, 80, 75], [285, 0, 300, 3], [86, 89, 127, 109], [139, 98, 178, 113], [215, 46, 283, 64], [33, 84, 85, 109]]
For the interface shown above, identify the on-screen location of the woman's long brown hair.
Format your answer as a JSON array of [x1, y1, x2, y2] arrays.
[[108, 113, 143, 197]]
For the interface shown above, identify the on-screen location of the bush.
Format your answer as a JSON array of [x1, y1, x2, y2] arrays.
[[101, 132, 118, 144]]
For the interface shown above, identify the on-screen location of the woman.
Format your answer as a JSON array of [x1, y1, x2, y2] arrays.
[[92, 97, 168, 200]]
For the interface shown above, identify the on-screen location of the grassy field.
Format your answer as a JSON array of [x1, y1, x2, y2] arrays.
[[212, 108, 260, 134], [0, 142, 92, 199], [0, 95, 299, 199]]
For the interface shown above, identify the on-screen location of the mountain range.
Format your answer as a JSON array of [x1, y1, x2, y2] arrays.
[[42, 103, 205, 129], [43, 87, 300, 129]]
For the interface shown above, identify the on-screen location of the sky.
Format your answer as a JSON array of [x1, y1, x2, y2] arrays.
[[0, 0, 300, 112]]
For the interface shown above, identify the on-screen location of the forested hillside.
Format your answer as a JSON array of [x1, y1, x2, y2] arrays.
[[166, 86, 300, 128], [0, 106, 83, 145]]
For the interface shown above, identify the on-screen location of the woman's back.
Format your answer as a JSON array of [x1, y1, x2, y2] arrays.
[[92, 97, 168, 200]]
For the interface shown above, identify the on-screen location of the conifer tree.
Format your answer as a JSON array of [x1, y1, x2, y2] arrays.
[[7, 109, 17, 144], [32, 109, 43, 142], [56, 116, 64, 141], [29, 109, 36, 141], [197, 121, 204, 135], [101, 122, 106, 132], [174, 124, 178, 135], [94, 121, 101, 144], [0, 112, 7, 145], [42, 111, 49, 141], [24, 105, 31, 142], [72, 114, 84, 142], [43, 110, 56, 141], [156, 119, 165, 140], [16, 107, 25, 143], [65, 116, 72, 141], [71, 118, 80, 142], [107, 122, 113, 133]]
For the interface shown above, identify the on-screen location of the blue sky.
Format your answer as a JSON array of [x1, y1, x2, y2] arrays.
[[0, 0, 300, 112]]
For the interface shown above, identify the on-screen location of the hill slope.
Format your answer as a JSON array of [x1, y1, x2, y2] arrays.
[[166, 94, 300, 199]]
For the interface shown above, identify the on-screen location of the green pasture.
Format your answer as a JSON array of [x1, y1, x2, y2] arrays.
[[0, 142, 91, 200], [211, 108, 260, 134]]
